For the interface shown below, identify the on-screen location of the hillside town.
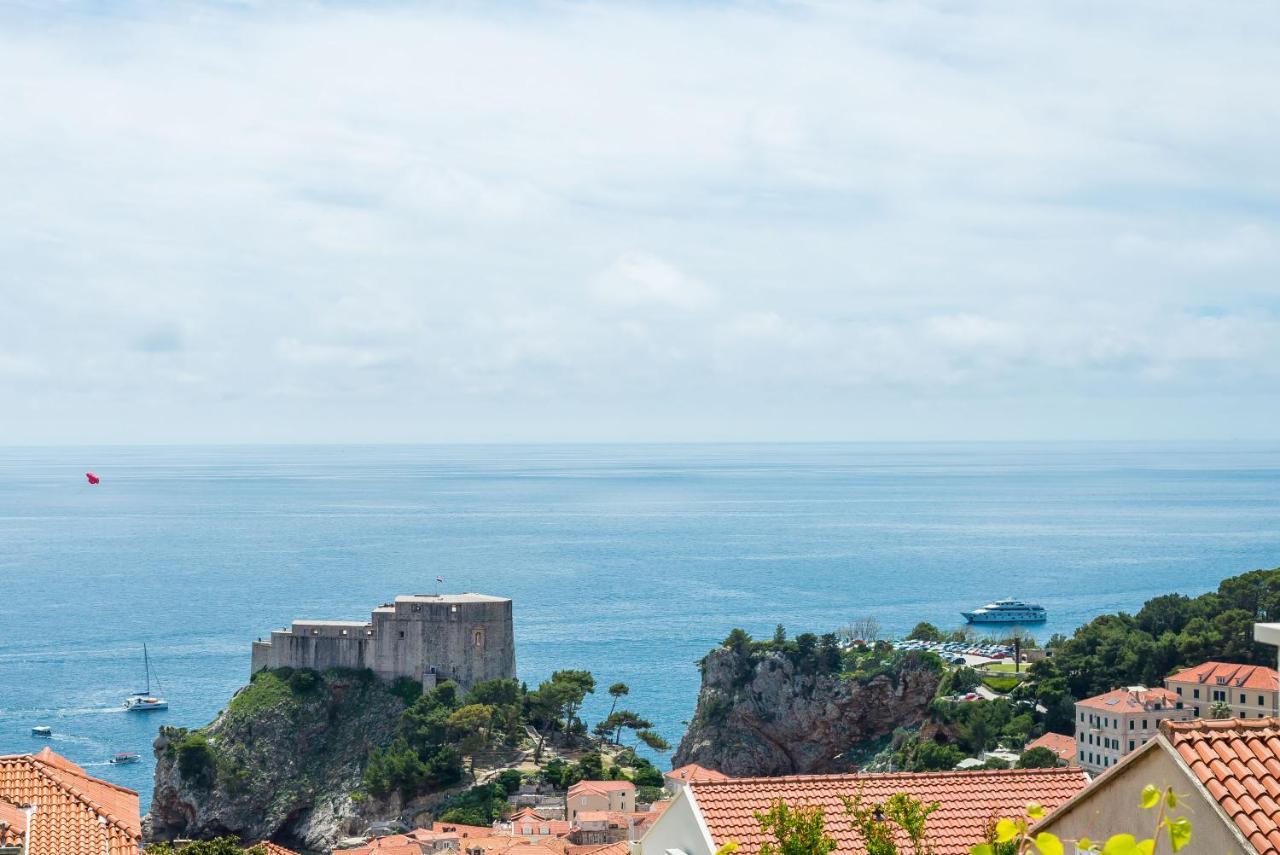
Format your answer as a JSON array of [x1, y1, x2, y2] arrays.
[[8, 599, 1280, 855]]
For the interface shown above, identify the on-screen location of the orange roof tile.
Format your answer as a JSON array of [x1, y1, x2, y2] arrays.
[[1025, 733, 1076, 763], [1163, 717, 1280, 855], [665, 763, 731, 784], [258, 843, 301, 855], [0, 749, 141, 855], [343, 833, 428, 855], [687, 768, 1089, 855], [1076, 686, 1179, 712], [568, 843, 629, 855], [1165, 661, 1280, 691], [433, 820, 503, 838]]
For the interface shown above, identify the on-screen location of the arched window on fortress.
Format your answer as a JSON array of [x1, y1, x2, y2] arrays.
[[473, 626, 485, 649]]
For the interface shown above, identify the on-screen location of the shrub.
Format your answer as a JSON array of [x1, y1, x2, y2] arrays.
[[175, 732, 216, 789]]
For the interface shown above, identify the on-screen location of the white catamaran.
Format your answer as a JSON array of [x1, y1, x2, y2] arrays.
[[124, 644, 169, 711]]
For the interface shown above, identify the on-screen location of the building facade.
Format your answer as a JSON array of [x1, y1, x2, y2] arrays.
[[1074, 686, 1192, 775], [1163, 661, 1280, 720], [565, 781, 635, 823], [250, 593, 516, 690]]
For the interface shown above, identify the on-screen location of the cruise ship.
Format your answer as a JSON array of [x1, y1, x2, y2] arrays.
[[961, 599, 1047, 624]]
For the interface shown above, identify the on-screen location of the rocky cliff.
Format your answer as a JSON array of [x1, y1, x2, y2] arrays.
[[149, 668, 407, 852], [674, 643, 942, 777]]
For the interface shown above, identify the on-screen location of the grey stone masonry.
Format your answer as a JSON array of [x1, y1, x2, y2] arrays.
[[250, 593, 516, 690]]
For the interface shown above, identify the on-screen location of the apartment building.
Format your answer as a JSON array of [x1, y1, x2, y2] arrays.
[[1163, 661, 1279, 719], [1074, 686, 1192, 775]]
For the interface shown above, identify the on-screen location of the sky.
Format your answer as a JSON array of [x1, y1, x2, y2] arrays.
[[1, 0, 1279, 444]]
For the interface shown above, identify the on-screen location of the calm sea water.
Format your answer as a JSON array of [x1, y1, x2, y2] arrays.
[[2, 442, 1280, 810]]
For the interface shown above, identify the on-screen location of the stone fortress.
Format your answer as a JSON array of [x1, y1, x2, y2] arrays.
[[250, 592, 516, 690]]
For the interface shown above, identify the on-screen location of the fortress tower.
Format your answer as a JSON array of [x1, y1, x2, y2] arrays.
[[250, 593, 516, 690]]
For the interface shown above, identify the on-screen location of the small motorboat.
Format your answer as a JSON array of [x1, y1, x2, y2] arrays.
[[109, 752, 141, 765], [31, 726, 52, 738]]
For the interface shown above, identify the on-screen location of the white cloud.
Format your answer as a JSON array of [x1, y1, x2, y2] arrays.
[[592, 253, 717, 313], [0, 1, 1278, 442]]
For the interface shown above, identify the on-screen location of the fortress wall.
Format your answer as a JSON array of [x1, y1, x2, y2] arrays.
[[253, 594, 515, 689], [417, 599, 516, 689], [371, 609, 420, 682]]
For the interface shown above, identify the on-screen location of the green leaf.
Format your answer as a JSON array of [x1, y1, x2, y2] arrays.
[[1027, 802, 1045, 820], [970, 846, 994, 855], [1140, 784, 1160, 809], [1165, 788, 1180, 810], [1136, 840, 1155, 855], [995, 819, 1020, 843], [1168, 816, 1192, 852], [1101, 834, 1140, 855], [1033, 831, 1063, 855], [1076, 838, 1095, 853]]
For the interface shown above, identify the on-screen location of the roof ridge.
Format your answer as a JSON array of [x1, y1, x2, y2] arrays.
[[689, 767, 1083, 787], [33, 754, 141, 798]]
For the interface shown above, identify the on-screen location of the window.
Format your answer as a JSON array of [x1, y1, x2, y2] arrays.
[[451, 605, 459, 613], [473, 627, 485, 648], [1194, 707, 1200, 716], [1129, 720, 1135, 730], [340, 629, 348, 636], [1194, 689, 1200, 699], [1142, 719, 1148, 729], [1176, 686, 1182, 695], [1241, 693, 1247, 704], [1129, 740, 1135, 751], [1261, 696, 1267, 707], [412, 604, 422, 612], [399, 631, 405, 639]]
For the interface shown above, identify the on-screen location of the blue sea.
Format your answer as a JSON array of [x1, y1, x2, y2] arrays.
[[3, 442, 1280, 811]]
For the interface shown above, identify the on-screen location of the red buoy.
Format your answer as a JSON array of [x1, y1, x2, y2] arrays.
[[85, 472, 100, 485]]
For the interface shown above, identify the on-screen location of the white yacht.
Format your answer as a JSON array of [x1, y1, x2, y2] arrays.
[[124, 644, 169, 712], [961, 599, 1047, 624]]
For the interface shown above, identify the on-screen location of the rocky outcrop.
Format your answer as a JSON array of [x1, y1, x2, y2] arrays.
[[149, 669, 406, 852], [674, 645, 942, 777]]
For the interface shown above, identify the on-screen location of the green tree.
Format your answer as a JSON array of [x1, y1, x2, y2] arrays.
[[447, 703, 495, 774], [607, 682, 630, 718], [773, 624, 788, 645], [637, 730, 671, 752], [846, 792, 940, 855], [146, 839, 268, 855], [1016, 746, 1060, 768], [600, 710, 653, 745], [1208, 699, 1233, 720], [755, 800, 837, 855], [908, 622, 944, 643]]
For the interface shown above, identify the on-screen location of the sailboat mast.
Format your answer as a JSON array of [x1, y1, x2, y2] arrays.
[[144, 644, 151, 694]]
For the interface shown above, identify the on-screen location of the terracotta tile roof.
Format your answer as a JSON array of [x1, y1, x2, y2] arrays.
[[0, 748, 141, 855], [665, 763, 731, 784], [258, 843, 301, 855], [1163, 717, 1280, 854], [433, 821, 504, 838], [1076, 686, 1179, 712], [687, 768, 1089, 855], [568, 780, 635, 798], [343, 834, 423, 855], [568, 843, 629, 855], [1165, 661, 1280, 692], [1025, 733, 1076, 763]]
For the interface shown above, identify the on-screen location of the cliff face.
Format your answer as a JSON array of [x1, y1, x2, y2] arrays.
[[674, 646, 942, 777], [149, 669, 405, 852]]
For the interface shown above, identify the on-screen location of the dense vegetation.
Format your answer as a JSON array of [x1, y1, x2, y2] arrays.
[[717, 626, 943, 687], [362, 668, 668, 805], [147, 840, 268, 855], [888, 566, 1280, 769]]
